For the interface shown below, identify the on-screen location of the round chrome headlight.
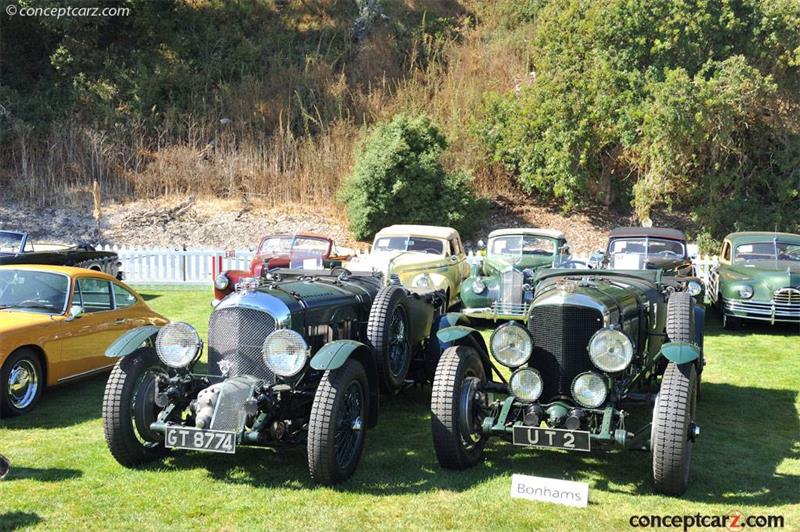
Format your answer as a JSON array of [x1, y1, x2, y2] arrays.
[[687, 280, 703, 297], [155, 322, 202, 368], [490, 322, 533, 368], [588, 328, 634, 373], [214, 273, 229, 290], [738, 285, 753, 299], [262, 329, 308, 377], [571, 372, 608, 408], [472, 277, 486, 294], [509, 368, 543, 403], [414, 274, 432, 288]]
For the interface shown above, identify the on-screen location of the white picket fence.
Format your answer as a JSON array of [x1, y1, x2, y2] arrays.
[[96, 245, 719, 288]]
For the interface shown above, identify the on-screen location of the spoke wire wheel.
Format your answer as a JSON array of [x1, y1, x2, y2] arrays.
[[308, 359, 369, 485], [8, 359, 39, 410], [334, 380, 365, 470], [387, 306, 410, 378]]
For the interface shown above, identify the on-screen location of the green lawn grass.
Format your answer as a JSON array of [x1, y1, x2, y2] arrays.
[[1, 289, 798, 531]]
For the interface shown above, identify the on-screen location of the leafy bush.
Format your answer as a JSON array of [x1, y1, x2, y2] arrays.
[[480, 0, 800, 240], [339, 114, 486, 240]]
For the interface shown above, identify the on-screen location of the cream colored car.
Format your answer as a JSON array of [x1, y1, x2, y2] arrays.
[[346, 225, 470, 308]]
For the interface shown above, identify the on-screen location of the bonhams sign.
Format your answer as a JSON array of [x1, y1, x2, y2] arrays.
[[510, 474, 588, 508]]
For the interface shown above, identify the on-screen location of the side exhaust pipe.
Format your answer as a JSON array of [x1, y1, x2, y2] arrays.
[[0, 454, 10, 480]]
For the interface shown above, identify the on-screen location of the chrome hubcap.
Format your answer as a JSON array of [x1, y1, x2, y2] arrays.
[[8, 360, 38, 409]]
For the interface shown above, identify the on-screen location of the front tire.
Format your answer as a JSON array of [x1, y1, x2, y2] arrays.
[[722, 312, 740, 330], [102, 347, 170, 467], [652, 362, 698, 496], [367, 285, 412, 392], [308, 359, 369, 485], [0, 348, 44, 417], [431, 346, 487, 470]]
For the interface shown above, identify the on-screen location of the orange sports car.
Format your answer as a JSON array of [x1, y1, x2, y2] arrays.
[[0, 265, 167, 416]]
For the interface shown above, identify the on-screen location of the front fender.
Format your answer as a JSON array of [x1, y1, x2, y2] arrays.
[[105, 325, 162, 357], [659, 341, 701, 364], [310, 340, 379, 429], [436, 325, 494, 380]]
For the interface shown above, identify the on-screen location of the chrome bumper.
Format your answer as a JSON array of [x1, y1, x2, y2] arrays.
[[723, 298, 800, 324]]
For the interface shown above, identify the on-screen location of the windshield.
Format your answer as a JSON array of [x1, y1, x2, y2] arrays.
[[734, 241, 800, 263], [608, 238, 686, 269], [258, 236, 329, 256], [0, 231, 23, 254], [489, 235, 555, 257], [0, 270, 69, 313], [372, 236, 445, 255]]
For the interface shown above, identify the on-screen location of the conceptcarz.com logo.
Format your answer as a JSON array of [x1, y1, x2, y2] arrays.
[[629, 511, 785, 530]]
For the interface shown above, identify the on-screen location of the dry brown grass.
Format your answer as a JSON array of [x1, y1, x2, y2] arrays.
[[2, 1, 534, 208]]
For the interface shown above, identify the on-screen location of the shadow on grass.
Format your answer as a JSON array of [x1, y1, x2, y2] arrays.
[[0, 373, 107, 430], [2, 466, 82, 482], [136, 383, 798, 506], [0, 512, 42, 530]]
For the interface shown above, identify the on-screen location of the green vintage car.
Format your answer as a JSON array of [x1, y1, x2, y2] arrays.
[[708, 231, 800, 329], [459, 228, 575, 322]]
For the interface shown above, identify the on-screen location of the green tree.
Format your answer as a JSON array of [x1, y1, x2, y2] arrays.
[[339, 114, 485, 240]]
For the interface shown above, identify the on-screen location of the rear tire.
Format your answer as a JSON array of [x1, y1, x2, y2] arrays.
[[102, 347, 170, 467], [431, 346, 487, 470], [308, 359, 369, 485], [0, 348, 44, 417], [652, 362, 698, 496], [367, 285, 412, 393]]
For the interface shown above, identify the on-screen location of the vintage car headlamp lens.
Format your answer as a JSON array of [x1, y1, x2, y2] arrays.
[[571, 372, 608, 408], [262, 329, 308, 377], [156, 322, 202, 368], [490, 323, 533, 368], [509, 368, 543, 403], [214, 273, 229, 290], [687, 280, 703, 297], [738, 285, 753, 299], [472, 277, 486, 294], [588, 328, 634, 373], [414, 274, 432, 288]]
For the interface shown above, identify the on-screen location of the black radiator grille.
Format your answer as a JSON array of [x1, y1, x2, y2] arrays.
[[208, 306, 276, 383], [527, 304, 603, 401]]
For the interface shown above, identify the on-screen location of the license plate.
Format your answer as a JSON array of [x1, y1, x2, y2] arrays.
[[512, 426, 591, 452], [165, 426, 237, 454]]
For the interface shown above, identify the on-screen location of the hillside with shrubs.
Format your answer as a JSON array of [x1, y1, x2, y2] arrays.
[[1, 0, 798, 247]]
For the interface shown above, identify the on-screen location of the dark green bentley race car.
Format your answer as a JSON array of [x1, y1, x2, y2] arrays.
[[102, 268, 446, 485], [432, 268, 705, 495], [459, 228, 577, 322], [708, 231, 800, 329]]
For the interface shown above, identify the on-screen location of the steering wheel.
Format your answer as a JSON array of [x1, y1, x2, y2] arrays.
[[559, 260, 588, 269], [657, 250, 680, 257], [423, 248, 440, 255]]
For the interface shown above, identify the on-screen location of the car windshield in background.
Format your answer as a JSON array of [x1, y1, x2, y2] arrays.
[[609, 238, 685, 269], [0, 270, 69, 313], [0, 231, 23, 254], [734, 241, 800, 263], [373, 236, 444, 255], [259, 236, 329, 256], [489, 235, 555, 257]]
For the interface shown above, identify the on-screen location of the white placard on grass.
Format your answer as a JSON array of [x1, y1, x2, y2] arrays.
[[510, 473, 588, 508]]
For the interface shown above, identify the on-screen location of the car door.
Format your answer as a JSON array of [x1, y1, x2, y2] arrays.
[[57, 277, 124, 380]]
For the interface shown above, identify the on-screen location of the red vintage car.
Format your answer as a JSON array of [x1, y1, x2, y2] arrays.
[[212, 233, 351, 304]]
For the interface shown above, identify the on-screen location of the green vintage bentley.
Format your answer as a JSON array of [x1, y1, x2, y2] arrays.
[[459, 228, 576, 322], [432, 268, 705, 496], [102, 267, 447, 485], [708, 231, 800, 329]]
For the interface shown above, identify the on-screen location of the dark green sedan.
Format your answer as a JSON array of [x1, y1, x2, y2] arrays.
[[708, 231, 800, 329]]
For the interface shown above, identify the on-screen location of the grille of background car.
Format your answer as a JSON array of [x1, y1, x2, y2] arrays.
[[498, 269, 524, 311], [208, 307, 276, 383], [773, 288, 800, 305], [527, 305, 603, 401]]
